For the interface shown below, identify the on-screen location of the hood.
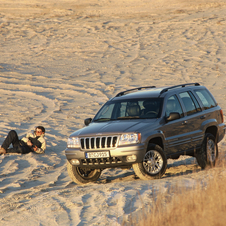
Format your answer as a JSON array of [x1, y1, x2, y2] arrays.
[[70, 119, 157, 137]]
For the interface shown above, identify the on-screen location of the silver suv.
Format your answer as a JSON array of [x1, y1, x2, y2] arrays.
[[65, 83, 225, 184]]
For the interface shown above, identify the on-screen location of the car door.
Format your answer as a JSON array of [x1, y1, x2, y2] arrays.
[[178, 91, 203, 151], [161, 95, 190, 155]]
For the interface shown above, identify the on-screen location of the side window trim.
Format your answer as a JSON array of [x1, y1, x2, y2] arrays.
[[189, 91, 202, 112], [175, 95, 184, 118]]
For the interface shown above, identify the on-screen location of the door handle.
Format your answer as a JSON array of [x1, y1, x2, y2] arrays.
[[200, 115, 206, 119], [182, 121, 187, 125]]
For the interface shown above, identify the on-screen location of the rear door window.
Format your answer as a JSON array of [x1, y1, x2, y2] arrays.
[[179, 91, 201, 116]]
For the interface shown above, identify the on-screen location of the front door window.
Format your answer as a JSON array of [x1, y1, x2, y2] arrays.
[[165, 95, 183, 118]]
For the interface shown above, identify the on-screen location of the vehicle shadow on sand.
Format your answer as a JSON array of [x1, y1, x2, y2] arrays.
[[164, 156, 201, 178], [96, 157, 201, 184]]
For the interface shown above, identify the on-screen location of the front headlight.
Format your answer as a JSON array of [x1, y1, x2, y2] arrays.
[[118, 133, 141, 146], [67, 137, 80, 148]]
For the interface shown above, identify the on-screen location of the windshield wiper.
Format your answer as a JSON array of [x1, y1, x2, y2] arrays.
[[94, 116, 140, 121], [117, 116, 140, 120], [93, 118, 113, 122]]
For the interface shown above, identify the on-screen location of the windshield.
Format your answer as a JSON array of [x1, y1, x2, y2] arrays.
[[93, 98, 163, 122]]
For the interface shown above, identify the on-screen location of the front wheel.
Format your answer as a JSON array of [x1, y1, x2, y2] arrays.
[[67, 161, 102, 185], [133, 144, 167, 180], [195, 133, 218, 169]]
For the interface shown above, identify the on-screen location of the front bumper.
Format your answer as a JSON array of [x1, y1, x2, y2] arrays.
[[65, 143, 145, 169]]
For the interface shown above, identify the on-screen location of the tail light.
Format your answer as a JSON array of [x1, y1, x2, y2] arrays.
[[220, 109, 224, 123]]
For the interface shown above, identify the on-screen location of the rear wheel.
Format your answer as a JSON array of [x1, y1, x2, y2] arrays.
[[67, 161, 102, 184], [133, 144, 167, 180], [196, 133, 218, 169]]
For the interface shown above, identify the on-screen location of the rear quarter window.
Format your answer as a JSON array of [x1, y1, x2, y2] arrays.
[[195, 89, 217, 109]]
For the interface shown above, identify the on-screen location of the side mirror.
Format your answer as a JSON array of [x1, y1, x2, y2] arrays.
[[84, 118, 92, 126], [166, 112, 180, 122]]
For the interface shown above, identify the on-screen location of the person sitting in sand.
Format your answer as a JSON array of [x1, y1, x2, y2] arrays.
[[0, 126, 46, 155]]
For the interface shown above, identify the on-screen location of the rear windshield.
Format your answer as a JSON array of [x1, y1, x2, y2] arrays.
[[93, 98, 163, 122]]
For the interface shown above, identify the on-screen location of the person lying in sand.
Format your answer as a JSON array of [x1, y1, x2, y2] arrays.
[[0, 126, 46, 155]]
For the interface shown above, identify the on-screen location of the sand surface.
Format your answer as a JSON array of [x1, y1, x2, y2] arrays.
[[0, 0, 226, 225]]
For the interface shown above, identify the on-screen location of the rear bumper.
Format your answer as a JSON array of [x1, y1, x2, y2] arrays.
[[65, 143, 145, 169]]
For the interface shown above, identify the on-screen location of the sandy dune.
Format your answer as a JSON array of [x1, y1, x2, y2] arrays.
[[0, 0, 226, 225]]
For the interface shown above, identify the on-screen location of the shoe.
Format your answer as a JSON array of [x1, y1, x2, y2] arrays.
[[0, 148, 6, 155]]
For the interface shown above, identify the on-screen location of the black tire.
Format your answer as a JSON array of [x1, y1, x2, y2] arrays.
[[67, 161, 102, 185], [196, 133, 218, 169], [132, 144, 167, 180]]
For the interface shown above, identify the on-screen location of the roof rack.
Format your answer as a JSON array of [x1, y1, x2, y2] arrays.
[[116, 86, 156, 97], [160, 83, 200, 95]]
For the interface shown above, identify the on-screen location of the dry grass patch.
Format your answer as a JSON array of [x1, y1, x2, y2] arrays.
[[124, 158, 226, 226]]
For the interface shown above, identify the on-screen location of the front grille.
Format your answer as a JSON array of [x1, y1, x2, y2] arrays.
[[80, 136, 118, 150]]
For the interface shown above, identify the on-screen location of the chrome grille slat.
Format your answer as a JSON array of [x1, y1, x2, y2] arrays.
[[89, 138, 91, 149], [94, 137, 97, 149], [80, 136, 118, 150]]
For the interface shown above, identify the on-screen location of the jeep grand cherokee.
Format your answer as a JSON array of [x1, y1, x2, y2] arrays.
[[65, 83, 226, 184]]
